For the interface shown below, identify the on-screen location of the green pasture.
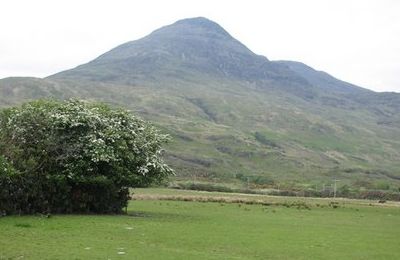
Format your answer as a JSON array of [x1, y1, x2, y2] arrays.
[[1, 189, 399, 259]]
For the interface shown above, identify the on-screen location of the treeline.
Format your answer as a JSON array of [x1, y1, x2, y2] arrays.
[[171, 182, 400, 201], [269, 189, 400, 201]]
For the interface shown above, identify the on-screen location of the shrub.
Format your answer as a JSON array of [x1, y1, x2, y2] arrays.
[[173, 182, 234, 193], [358, 190, 400, 201], [0, 99, 173, 215]]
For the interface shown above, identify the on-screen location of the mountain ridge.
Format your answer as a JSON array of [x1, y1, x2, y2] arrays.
[[1, 17, 400, 187], [49, 17, 312, 94]]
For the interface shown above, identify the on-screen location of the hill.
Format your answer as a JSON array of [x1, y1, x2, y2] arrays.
[[1, 17, 400, 188]]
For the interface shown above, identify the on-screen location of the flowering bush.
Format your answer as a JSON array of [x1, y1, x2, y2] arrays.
[[0, 99, 173, 215]]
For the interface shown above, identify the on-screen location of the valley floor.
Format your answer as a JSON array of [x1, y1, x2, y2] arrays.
[[1, 188, 399, 259]]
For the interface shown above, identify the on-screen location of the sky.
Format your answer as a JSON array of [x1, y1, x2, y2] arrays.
[[1, 0, 399, 92]]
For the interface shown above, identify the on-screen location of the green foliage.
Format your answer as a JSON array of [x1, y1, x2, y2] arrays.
[[172, 182, 235, 193], [0, 99, 173, 215], [235, 173, 275, 186], [171, 182, 265, 195]]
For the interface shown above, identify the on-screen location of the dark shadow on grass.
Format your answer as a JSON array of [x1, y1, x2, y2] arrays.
[[14, 223, 32, 228], [128, 211, 152, 218]]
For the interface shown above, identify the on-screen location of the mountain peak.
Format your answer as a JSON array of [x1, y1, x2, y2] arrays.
[[51, 17, 272, 82], [174, 17, 218, 26], [174, 17, 229, 32], [150, 17, 233, 39]]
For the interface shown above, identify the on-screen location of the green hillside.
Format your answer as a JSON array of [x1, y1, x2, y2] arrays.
[[1, 17, 400, 188]]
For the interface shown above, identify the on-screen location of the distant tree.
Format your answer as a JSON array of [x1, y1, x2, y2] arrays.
[[338, 185, 351, 197], [0, 99, 173, 215]]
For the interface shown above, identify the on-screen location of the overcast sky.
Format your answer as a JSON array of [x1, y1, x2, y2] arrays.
[[1, 0, 399, 92]]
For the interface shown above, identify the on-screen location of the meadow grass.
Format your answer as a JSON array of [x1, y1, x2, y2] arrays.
[[0, 188, 399, 259]]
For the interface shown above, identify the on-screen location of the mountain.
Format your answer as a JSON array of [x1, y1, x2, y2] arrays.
[[51, 18, 302, 85], [1, 17, 400, 188]]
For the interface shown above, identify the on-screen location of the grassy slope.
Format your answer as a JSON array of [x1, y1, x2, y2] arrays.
[[1, 76, 400, 187], [105, 78, 400, 185], [1, 189, 399, 259]]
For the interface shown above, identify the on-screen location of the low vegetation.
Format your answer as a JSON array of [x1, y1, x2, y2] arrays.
[[169, 181, 400, 201]]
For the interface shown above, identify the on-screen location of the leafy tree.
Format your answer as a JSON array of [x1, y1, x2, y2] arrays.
[[0, 99, 173, 215]]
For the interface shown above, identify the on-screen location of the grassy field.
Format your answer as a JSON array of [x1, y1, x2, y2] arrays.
[[1, 188, 400, 259]]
